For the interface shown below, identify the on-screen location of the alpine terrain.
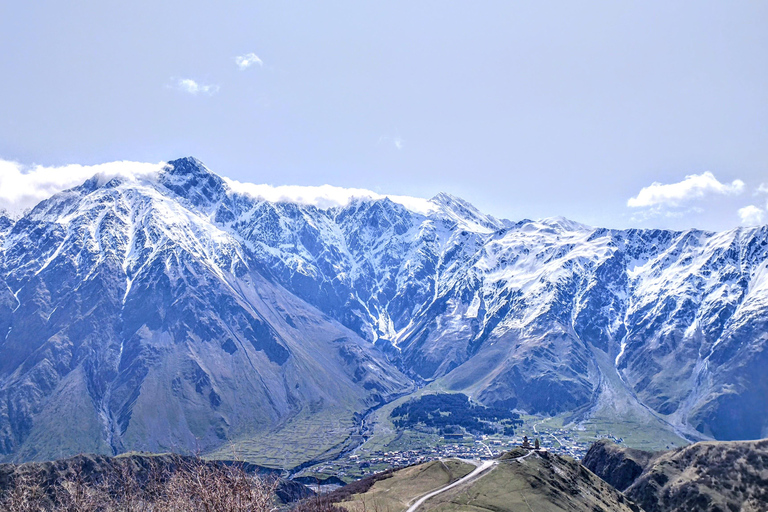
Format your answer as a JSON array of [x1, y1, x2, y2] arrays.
[[1, 157, 767, 463], [584, 438, 768, 512]]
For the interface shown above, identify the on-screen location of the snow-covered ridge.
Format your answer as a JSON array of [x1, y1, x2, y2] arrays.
[[4, 156, 768, 444], [224, 178, 439, 215], [2, 156, 590, 234], [0, 156, 467, 219]]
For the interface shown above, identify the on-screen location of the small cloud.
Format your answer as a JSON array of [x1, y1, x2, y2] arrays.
[[235, 53, 263, 70], [755, 183, 768, 195], [377, 135, 404, 150], [628, 172, 744, 209], [738, 205, 764, 226], [175, 78, 219, 96]]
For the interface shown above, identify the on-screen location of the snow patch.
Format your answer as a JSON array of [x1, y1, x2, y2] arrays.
[[466, 292, 481, 318], [615, 341, 627, 367]]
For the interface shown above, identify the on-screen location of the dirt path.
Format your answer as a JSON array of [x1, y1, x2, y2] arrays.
[[404, 460, 497, 512]]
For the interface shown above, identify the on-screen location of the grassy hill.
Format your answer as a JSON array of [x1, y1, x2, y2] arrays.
[[338, 459, 475, 512], [332, 448, 640, 512]]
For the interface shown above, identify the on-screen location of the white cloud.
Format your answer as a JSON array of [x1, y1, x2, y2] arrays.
[[627, 172, 744, 208], [176, 78, 219, 96], [0, 159, 165, 216], [377, 135, 405, 150], [755, 183, 768, 195], [223, 179, 435, 215], [738, 205, 765, 226], [234, 53, 263, 70]]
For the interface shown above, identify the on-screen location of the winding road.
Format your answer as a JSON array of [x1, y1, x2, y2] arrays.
[[404, 460, 497, 512], [404, 449, 539, 512]]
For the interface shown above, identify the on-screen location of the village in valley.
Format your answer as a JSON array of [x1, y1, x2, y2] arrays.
[[295, 420, 623, 482]]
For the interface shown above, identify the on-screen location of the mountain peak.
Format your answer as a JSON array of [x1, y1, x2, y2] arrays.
[[160, 157, 226, 207], [429, 192, 507, 232], [429, 192, 478, 211], [164, 157, 215, 178], [430, 191, 461, 203], [536, 216, 592, 232]]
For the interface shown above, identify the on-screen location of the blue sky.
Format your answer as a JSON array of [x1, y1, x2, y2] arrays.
[[0, 1, 766, 231]]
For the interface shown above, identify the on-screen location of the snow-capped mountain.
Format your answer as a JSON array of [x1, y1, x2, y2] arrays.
[[0, 159, 412, 462], [1, 157, 767, 462]]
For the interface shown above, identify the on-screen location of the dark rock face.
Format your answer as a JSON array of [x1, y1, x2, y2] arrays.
[[582, 439, 654, 492], [2, 157, 768, 463], [584, 439, 768, 512]]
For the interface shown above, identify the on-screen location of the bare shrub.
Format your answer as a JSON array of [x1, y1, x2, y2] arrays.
[[1, 455, 280, 512], [1, 471, 47, 512], [162, 458, 279, 512], [291, 497, 347, 512]]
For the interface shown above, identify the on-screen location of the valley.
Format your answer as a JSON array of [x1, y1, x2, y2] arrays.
[[4, 437, 766, 511], [1, 157, 768, 470], [2, 2, 763, 509], [290, 377, 689, 483]]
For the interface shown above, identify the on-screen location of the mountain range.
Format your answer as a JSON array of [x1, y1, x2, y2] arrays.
[[1, 157, 767, 463]]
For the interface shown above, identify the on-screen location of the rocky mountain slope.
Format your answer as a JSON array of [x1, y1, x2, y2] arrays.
[[0, 158, 412, 463], [2, 157, 768, 462], [0, 452, 312, 509], [583, 439, 768, 512]]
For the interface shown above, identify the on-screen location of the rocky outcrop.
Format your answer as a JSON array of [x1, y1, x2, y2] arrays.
[[582, 439, 655, 491], [584, 439, 768, 512]]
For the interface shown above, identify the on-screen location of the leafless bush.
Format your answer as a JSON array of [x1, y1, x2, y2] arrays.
[[54, 468, 109, 512], [291, 494, 347, 512], [1, 455, 280, 512], [1, 471, 47, 512], [162, 458, 279, 512]]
